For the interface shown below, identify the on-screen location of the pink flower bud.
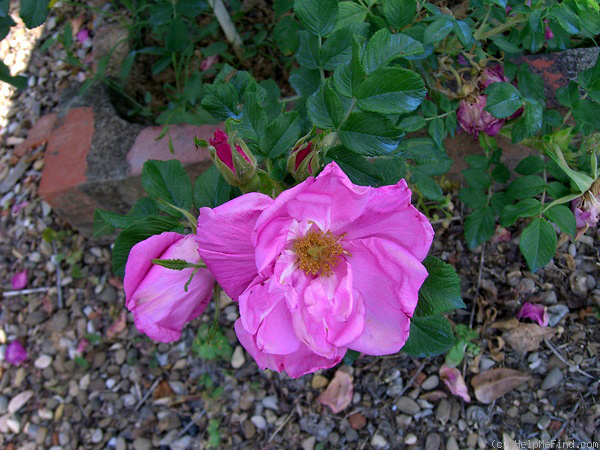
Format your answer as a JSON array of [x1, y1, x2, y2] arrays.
[[457, 95, 505, 137], [544, 19, 554, 40], [208, 130, 257, 187], [287, 137, 321, 182]]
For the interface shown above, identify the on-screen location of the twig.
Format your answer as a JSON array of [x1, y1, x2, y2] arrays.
[[544, 340, 597, 381], [174, 411, 205, 441], [52, 241, 63, 309], [462, 244, 486, 378], [550, 398, 582, 442], [208, 0, 244, 60], [268, 410, 295, 442], [430, 216, 462, 225], [134, 377, 162, 411], [2, 287, 49, 297], [391, 362, 426, 404]]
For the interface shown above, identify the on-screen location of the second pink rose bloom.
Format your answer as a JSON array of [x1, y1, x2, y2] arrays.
[[196, 162, 434, 377]]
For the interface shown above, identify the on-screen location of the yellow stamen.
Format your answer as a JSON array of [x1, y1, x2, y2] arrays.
[[293, 231, 348, 276]]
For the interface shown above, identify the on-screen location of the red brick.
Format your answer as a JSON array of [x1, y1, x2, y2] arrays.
[[127, 123, 220, 176], [39, 108, 94, 204], [14, 113, 57, 157]]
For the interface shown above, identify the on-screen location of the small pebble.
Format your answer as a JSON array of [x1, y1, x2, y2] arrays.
[[541, 367, 563, 390], [34, 354, 52, 369], [231, 346, 245, 369], [251, 415, 267, 430], [421, 375, 439, 390], [404, 433, 417, 445]]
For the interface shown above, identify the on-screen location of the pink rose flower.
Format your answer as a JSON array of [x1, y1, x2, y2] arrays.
[[479, 65, 509, 90], [457, 95, 505, 137], [572, 182, 600, 237], [6, 340, 27, 365], [196, 163, 434, 377], [124, 233, 215, 342]]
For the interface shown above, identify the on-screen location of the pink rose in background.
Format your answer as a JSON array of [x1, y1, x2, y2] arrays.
[[457, 95, 505, 137], [572, 185, 600, 237], [196, 162, 434, 377], [6, 340, 27, 365], [544, 19, 554, 40], [201, 55, 220, 71], [11, 269, 28, 290], [125, 232, 215, 342], [479, 65, 509, 90]]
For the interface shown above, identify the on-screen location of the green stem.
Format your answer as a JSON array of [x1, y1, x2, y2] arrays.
[[473, 6, 492, 41], [318, 36, 325, 82], [326, 98, 358, 156], [425, 111, 453, 121], [479, 18, 529, 40]]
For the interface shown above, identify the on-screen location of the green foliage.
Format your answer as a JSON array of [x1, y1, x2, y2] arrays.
[[192, 324, 233, 361]]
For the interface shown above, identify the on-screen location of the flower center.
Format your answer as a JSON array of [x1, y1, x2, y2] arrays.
[[293, 231, 347, 276]]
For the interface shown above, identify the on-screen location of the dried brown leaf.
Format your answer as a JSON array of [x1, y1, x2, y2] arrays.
[[153, 380, 175, 400], [503, 323, 555, 352], [106, 310, 126, 340], [471, 368, 531, 404], [318, 370, 353, 414]]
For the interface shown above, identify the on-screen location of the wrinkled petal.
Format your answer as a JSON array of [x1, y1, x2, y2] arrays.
[[318, 370, 353, 413], [235, 319, 342, 378], [5, 341, 27, 365], [126, 234, 215, 342], [337, 180, 434, 260], [345, 238, 428, 354], [516, 302, 549, 327], [440, 364, 471, 402], [196, 193, 273, 298], [11, 270, 27, 290], [256, 300, 302, 355]]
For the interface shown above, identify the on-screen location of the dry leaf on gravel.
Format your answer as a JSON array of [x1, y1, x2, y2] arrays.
[[420, 390, 448, 402], [8, 390, 34, 414], [471, 368, 531, 404], [318, 370, 353, 413], [503, 323, 555, 352], [153, 380, 175, 400], [106, 310, 127, 339], [439, 364, 471, 402]]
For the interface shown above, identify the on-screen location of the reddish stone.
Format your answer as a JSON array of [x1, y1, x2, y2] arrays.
[[349, 412, 367, 430], [127, 123, 220, 176], [39, 108, 94, 202], [14, 113, 57, 157]]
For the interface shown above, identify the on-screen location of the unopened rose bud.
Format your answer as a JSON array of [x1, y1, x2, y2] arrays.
[[544, 19, 554, 40], [457, 95, 505, 137], [287, 136, 321, 182], [208, 130, 257, 187]]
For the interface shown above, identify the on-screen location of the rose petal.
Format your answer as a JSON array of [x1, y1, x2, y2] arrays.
[[11, 270, 27, 290], [516, 302, 549, 327], [5, 341, 27, 365], [317, 370, 353, 414], [440, 364, 471, 402]]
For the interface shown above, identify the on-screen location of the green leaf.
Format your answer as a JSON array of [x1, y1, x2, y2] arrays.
[[484, 82, 523, 119], [453, 20, 475, 48], [398, 115, 426, 132], [339, 111, 404, 155], [546, 181, 571, 200], [343, 349, 361, 365], [544, 204, 576, 236], [464, 206, 495, 249], [459, 187, 488, 209], [336, 2, 367, 29], [293, 0, 338, 37], [296, 30, 320, 69], [515, 155, 545, 175], [165, 17, 187, 52], [151, 259, 200, 270], [382, 0, 417, 29], [402, 315, 455, 357], [412, 167, 443, 201], [0, 60, 27, 89], [423, 16, 454, 45], [572, 99, 600, 130], [355, 67, 426, 115], [193, 166, 232, 209], [556, 81, 580, 107], [320, 23, 368, 70], [289, 67, 321, 98], [236, 92, 268, 144], [307, 80, 345, 129], [20, 0, 49, 28], [492, 163, 510, 184], [273, 15, 299, 54], [524, 100, 544, 136], [112, 216, 181, 277], [362, 29, 424, 75], [142, 160, 193, 216], [506, 175, 546, 200], [201, 83, 240, 120], [519, 217, 557, 272], [551, 4, 581, 34], [415, 256, 465, 317], [327, 146, 406, 186], [428, 117, 444, 149], [463, 168, 491, 190], [500, 198, 542, 227], [259, 112, 302, 158]]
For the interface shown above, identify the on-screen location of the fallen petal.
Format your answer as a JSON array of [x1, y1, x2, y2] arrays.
[[8, 390, 34, 414], [5, 340, 27, 365], [318, 370, 353, 413], [11, 269, 27, 290], [106, 310, 127, 339], [439, 365, 471, 402], [516, 302, 548, 327], [471, 368, 531, 404]]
